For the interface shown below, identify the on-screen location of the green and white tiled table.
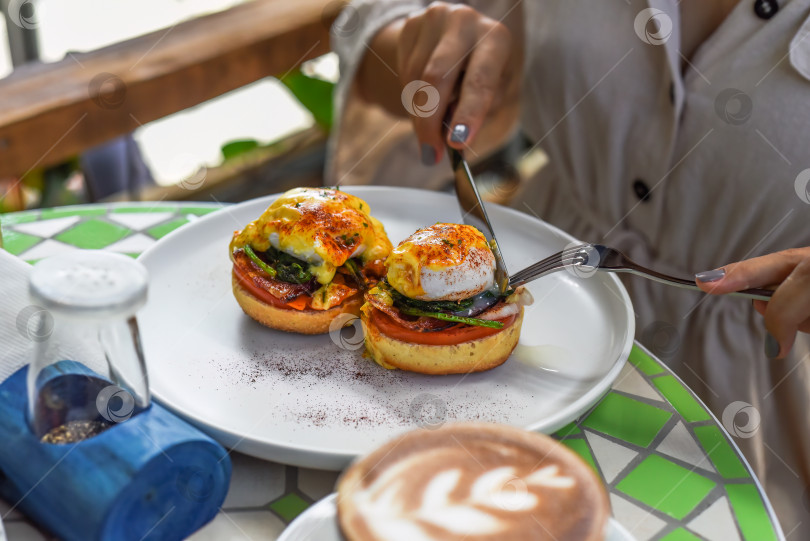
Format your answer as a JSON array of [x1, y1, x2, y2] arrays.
[[0, 203, 785, 541]]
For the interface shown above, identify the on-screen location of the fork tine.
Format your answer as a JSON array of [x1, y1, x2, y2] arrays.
[[509, 244, 590, 283], [509, 252, 563, 281], [509, 256, 579, 283], [509, 257, 568, 282]]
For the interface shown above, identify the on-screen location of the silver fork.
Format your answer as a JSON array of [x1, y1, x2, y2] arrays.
[[508, 244, 774, 302]]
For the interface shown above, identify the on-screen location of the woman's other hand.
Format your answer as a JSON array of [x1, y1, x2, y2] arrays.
[[695, 248, 810, 359]]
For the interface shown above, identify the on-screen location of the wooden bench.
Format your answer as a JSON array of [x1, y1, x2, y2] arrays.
[[0, 0, 339, 180]]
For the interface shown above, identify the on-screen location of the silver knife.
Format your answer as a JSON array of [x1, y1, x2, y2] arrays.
[[447, 145, 510, 294]]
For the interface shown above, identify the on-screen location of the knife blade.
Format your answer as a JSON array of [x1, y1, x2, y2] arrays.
[[447, 145, 510, 294]]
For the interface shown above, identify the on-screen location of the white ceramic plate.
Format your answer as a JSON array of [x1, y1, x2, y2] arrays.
[[138, 187, 634, 469], [277, 493, 637, 541]]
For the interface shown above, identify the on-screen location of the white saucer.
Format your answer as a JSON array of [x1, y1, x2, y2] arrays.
[[278, 493, 637, 541]]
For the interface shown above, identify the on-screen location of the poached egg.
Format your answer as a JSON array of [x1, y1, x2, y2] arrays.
[[386, 223, 495, 301], [230, 188, 392, 284]]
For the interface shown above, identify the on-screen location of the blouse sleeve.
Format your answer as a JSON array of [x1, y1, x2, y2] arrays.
[[326, 0, 427, 181]]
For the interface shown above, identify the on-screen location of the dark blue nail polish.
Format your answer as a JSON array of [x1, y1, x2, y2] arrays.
[[421, 144, 436, 166], [450, 124, 469, 143], [765, 333, 780, 359], [695, 269, 726, 283]]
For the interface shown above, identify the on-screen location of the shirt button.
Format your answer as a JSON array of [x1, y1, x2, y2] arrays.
[[754, 0, 778, 19], [633, 179, 651, 202]]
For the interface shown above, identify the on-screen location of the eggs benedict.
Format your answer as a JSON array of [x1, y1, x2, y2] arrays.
[[361, 223, 532, 374], [230, 187, 392, 334]]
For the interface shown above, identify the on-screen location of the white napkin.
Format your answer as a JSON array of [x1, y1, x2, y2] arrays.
[[0, 250, 35, 382]]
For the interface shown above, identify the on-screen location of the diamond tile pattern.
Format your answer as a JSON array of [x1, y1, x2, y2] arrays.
[[656, 422, 716, 473], [659, 528, 702, 541], [616, 455, 715, 519], [582, 392, 671, 447], [0, 203, 783, 541], [1, 230, 40, 256], [653, 376, 711, 423], [147, 218, 189, 239], [688, 497, 742, 541], [269, 492, 311, 523], [692, 425, 748, 479], [55, 219, 130, 249], [585, 431, 638, 483]]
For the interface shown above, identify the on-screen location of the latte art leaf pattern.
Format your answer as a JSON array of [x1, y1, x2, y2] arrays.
[[354, 464, 576, 540]]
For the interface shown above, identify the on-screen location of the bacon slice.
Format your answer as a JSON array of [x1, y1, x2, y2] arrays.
[[363, 293, 454, 332], [365, 292, 521, 332], [233, 250, 313, 303]]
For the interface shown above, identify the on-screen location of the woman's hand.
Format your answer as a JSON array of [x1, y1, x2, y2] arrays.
[[358, 2, 521, 165], [695, 248, 810, 359]]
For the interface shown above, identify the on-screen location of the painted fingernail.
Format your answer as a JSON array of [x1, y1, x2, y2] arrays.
[[421, 144, 436, 166], [765, 333, 780, 359], [450, 124, 469, 143], [695, 268, 726, 283]]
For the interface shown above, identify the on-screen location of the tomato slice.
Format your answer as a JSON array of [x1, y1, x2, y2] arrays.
[[369, 306, 516, 346], [232, 265, 304, 310], [232, 262, 359, 311]]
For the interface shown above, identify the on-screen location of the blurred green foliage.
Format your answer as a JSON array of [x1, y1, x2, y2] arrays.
[[279, 69, 335, 131], [219, 68, 336, 163]]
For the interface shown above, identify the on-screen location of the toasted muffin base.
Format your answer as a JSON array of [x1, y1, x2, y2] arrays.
[[232, 276, 362, 335], [360, 306, 524, 374]]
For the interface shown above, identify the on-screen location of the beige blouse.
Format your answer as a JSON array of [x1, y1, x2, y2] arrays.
[[329, 0, 810, 537]]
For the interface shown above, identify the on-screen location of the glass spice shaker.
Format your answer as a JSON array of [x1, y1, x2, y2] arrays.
[[26, 250, 151, 443]]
